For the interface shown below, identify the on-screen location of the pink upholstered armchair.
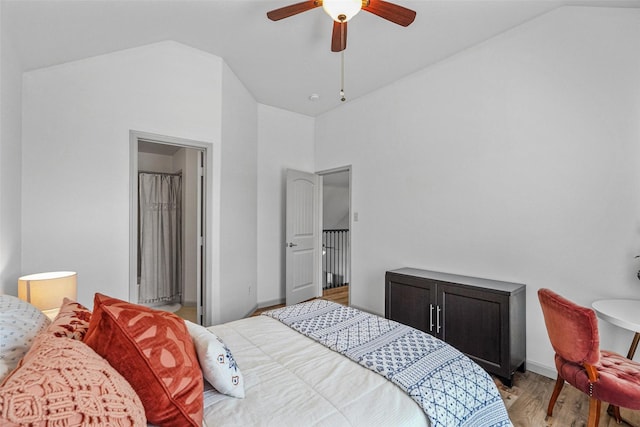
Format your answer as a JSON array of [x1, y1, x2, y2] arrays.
[[538, 288, 640, 426]]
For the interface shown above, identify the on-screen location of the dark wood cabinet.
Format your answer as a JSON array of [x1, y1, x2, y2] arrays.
[[385, 268, 526, 387]]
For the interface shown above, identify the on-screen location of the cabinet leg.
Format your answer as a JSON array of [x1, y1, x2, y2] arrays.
[[498, 375, 513, 388]]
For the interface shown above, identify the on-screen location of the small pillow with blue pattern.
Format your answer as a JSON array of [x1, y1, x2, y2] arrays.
[[185, 320, 245, 398]]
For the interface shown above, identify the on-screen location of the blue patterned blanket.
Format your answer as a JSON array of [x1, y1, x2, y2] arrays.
[[264, 300, 512, 427]]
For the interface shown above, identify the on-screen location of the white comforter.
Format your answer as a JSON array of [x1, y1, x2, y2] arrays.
[[203, 315, 429, 427]]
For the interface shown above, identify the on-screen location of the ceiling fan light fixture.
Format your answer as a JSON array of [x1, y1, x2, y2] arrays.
[[322, 0, 361, 22]]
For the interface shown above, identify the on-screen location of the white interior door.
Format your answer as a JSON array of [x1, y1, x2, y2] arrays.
[[286, 169, 322, 305]]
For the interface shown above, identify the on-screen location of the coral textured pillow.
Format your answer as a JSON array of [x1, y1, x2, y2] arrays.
[[0, 333, 146, 426], [0, 295, 51, 382], [47, 297, 92, 340], [84, 293, 203, 427], [185, 320, 245, 398]]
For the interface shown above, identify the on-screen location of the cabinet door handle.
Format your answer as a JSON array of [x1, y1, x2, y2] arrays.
[[429, 304, 434, 332], [436, 305, 441, 334]]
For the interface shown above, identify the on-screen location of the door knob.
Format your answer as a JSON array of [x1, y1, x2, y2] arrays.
[[286, 242, 298, 247]]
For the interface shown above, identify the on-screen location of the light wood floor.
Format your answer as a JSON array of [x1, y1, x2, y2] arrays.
[[174, 305, 197, 323], [249, 286, 640, 425], [251, 285, 349, 316], [499, 370, 640, 426], [320, 284, 349, 306]]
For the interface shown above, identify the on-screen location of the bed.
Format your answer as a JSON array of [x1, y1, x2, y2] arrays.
[[0, 294, 512, 427], [202, 314, 427, 426]]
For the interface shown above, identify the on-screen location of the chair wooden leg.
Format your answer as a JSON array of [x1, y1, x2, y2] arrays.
[[612, 405, 622, 424], [607, 404, 635, 426], [546, 375, 565, 419], [588, 397, 601, 427]]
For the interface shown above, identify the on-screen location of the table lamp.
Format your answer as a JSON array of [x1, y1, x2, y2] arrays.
[[18, 271, 77, 319]]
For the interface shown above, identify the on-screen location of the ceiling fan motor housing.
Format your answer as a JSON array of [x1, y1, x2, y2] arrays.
[[322, 0, 362, 22]]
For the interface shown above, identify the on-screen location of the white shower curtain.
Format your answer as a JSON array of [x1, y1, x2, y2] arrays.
[[138, 172, 183, 305]]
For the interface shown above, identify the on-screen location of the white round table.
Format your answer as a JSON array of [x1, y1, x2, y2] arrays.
[[592, 299, 640, 422], [592, 299, 640, 359]]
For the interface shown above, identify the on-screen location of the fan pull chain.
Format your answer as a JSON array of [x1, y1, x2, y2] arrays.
[[340, 50, 346, 102]]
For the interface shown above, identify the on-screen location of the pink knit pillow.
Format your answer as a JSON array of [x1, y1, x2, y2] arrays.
[[0, 333, 146, 426]]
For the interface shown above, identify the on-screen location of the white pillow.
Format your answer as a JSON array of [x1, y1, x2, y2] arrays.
[[185, 320, 245, 398], [0, 294, 51, 382]]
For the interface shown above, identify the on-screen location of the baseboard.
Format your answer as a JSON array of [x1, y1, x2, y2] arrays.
[[243, 304, 259, 318], [525, 360, 556, 379], [258, 298, 285, 309]]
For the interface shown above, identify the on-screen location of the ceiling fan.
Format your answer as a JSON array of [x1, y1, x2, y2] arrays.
[[267, 0, 416, 52]]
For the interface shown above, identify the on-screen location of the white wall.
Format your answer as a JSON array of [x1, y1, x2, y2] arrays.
[[138, 151, 174, 173], [219, 62, 259, 322], [323, 183, 349, 229], [315, 7, 640, 376], [21, 42, 231, 312], [257, 104, 315, 306], [0, 6, 23, 295]]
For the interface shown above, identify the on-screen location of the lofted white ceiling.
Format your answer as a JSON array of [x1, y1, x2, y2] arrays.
[[3, 0, 640, 117]]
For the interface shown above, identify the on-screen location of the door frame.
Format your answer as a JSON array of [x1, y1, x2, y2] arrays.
[[316, 165, 352, 304], [129, 130, 216, 325]]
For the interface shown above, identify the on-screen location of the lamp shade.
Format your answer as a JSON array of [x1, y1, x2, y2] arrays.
[[18, 271, 77, 319]]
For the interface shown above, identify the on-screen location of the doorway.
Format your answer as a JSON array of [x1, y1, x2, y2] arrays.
[[129, 131, 208, 325], [317, 167, 351, 306]]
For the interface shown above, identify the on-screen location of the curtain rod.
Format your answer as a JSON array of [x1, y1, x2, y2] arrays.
[[138, 171, 182, 177]]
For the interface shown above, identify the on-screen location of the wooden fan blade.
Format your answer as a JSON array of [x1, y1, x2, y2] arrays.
[[362, 0, 416, 27], [267, 1, 320, 21], [331, 20, 347, 52]]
